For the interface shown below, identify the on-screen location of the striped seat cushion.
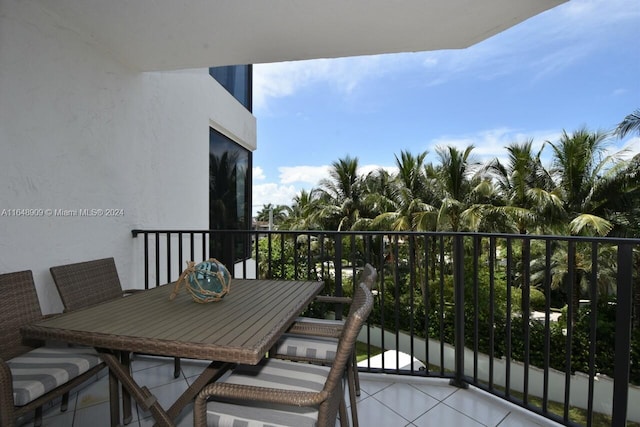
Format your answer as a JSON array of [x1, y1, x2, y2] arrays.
[[206, 359, 330, 427], [275, 333, 338, 361], [8, 347, 102, 406]]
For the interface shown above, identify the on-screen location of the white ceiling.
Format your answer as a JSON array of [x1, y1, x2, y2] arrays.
[[35, 0, 566, 71]]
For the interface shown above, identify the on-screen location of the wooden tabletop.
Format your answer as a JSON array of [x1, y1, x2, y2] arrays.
[[22, 279, 323, 365]]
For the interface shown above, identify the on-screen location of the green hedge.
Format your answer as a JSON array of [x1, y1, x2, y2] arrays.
[[371, 263, 639, 385]]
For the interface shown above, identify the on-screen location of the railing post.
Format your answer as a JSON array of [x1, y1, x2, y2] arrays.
[[334, 233, 344, 319], [612, 243, 633, 426], [450, 234, 468, 388]]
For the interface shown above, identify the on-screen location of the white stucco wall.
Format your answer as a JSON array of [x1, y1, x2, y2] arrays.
[[0, 0, 256, 314]]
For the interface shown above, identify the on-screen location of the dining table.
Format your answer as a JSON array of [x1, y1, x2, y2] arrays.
[[21, 278, 324, 427]]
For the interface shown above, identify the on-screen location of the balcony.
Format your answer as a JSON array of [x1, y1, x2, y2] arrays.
[[12, 228, 637, 426], [128, 228, 639, 427]]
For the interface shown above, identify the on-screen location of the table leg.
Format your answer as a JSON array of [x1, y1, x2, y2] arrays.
[[108, 366, 120, 427], [120, 352, 133, 424], [98, 350, 232, 427], [165, 361, 232, 420], [173, 357, 181, 379]]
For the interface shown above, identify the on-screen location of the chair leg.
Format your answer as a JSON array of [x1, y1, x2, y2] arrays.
[[61, 391, 70, 411], [347, 362, 359, 427], [34, 406, 43, 427], [173, 357, 181, 378], [338, 393, 349, 427], [121, 352, 133, 425], [352, 352, 361, 396]]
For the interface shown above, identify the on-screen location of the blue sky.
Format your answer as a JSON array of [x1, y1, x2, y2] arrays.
[[250, 0, 640, 215]]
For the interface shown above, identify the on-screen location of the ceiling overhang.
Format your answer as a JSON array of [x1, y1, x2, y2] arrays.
[[35, 0, 566, 71]]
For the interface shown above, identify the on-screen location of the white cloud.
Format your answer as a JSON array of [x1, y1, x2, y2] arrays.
[[428, 128, 640, 173], [251, 166, 328, 215], [277, 163, 397, 186], [429, 128, 562, 167], [253, 166, 265, 180], [560, 0, 637, 24], [253, 55, 416, 111], [253, 61, 327, 111], [611, 136, 640, 161], [416, 0, 639, 86], [252, 183, 298, 212], [278, 165, 331, 185], [252, 0, 639, 109], [358, 164, 398, 177]]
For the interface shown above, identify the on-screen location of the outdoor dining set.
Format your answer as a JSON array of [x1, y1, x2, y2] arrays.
[[0, 258, 376, 427]]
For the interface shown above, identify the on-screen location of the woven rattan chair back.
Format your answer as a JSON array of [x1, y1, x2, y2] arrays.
[[345, 264, 377, 320], [50, 257, 183, 383], [50, 258, 124, 312], [0, 270, 42, 360], [361, 263, 377, 290], [194, 282, 373, 427], [318, 281, 373, 425]]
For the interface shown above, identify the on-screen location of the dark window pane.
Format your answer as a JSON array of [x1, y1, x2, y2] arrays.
[[209, 65, 252, 111], [209, 128, 252, 264]]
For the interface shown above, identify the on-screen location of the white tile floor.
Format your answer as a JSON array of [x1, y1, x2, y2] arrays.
[[20, 356, 563, 427]]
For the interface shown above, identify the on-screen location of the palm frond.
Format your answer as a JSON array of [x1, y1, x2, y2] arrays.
[[615, 108, 640, 138], [569, 214, 613, 236]]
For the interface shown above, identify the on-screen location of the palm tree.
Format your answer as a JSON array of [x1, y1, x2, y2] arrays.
[[429, 145, 486, 231], [313, 156, 367, 231], [255, 203, 289, 228], [360, 167, 396, 218], [607, 111, 640, 322], [485, 140, 562, 234], [371, 150, 437, 232], [547, 128, 623, 236], [255, 204, 274, 222], [546, 127, 635, 322], [280, 189, 320, 230], [615, 108, 640, 138], [368, 151, 439, 301]]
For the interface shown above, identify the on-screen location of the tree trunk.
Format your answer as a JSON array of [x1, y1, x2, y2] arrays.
[[571, 274, 580, 326]]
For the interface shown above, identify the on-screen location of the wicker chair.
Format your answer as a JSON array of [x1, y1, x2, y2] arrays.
[[49, 257, 137, 312], [271, 263, 377, 427], [288, 263, 378, 337], [49, 257, 181, 375], [0, 270, 105, 427], [194, 281, 374, 427], [49, 257, 181, 425]]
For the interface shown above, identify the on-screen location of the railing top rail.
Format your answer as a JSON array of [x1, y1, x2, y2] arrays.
[[132, 228, 640, 245]]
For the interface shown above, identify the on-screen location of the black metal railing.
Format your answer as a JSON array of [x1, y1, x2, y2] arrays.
[[131, 228, 640, 426]]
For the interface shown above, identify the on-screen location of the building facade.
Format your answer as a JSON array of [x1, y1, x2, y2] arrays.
[[0, 1, 256, 313], [0, 0, 564, 313]]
